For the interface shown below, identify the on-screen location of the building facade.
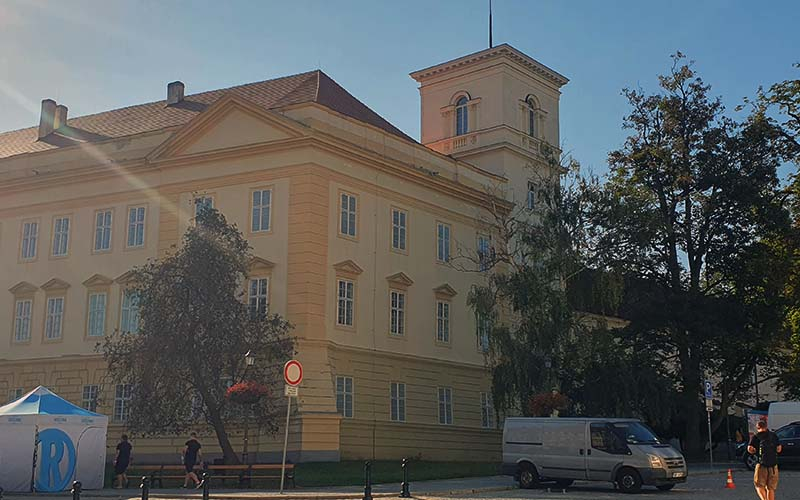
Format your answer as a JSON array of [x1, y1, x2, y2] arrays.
[[0, 45, 567, 462]]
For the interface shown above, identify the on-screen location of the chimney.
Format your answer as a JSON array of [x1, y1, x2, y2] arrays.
[[166, 81, 185, 105], [38, 99, 57, 139], [53, 105, 68, 130]]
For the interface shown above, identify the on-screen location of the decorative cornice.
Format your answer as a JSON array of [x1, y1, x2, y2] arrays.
[[386, 272, 414, 288], [9, 281, 37, 295], [249, 256, 276, 273], [410, 43, 569, 87], [40, 278, 70, 291], [433, 283, 458, 298], [333, 259, 364, 276], [114, 270, 138, 284], [82, 274, 114, 287]]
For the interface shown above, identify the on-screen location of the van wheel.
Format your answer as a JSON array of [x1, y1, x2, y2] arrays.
[[554, 479, 574, 488], [617, 467, 642, 493], [657, 484, 675, 491], [518, 463, 539, 489]]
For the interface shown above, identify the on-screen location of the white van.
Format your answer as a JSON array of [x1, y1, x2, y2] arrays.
[[768, 401, 800, 430], [502, 417, 687, 493]]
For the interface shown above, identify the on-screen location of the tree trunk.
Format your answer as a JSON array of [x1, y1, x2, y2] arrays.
[[208, 407, 240, 464], [680, 346, 704, 457]]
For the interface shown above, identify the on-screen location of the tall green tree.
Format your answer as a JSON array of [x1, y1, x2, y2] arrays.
[[583, 53, 792, 454], [100, 208, 293, 464]]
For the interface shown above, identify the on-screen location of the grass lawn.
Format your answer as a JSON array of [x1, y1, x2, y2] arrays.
[[294, 460, 501, 488]]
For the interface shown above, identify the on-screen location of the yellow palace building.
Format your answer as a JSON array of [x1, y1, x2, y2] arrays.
[[0, 45, 567, 462]]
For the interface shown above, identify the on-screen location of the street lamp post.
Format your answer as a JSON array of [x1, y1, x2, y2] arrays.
[[242, 351, 255, 464]]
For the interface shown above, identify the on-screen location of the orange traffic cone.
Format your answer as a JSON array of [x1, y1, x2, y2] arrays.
[[725, 468, 736, 489]]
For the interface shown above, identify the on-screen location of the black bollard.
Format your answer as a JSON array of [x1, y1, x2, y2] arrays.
[[71, 481, 82, 500], [140, 476, 150, 500], [363, 461, 372, 500], [202, 473, 210, 500], [400, 458, 411, 498]]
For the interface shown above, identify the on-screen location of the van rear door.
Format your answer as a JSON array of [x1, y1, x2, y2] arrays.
[[539, 420, 587, 480]]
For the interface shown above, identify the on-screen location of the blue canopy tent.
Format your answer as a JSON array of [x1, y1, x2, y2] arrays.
[[0, 386, 108, 492]]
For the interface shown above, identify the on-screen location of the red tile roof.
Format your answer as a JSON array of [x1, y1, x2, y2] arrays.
[[0, 70, 414, 160]]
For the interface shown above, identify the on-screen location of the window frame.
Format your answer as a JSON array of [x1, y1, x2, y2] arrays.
[[248, 277, 270, 319], [526, 182, 537, 210], [455, 97, 469, 136], [477, 312, 491, 352], [480, 392, 495, 429], [13, 298, 33, 343], [438, 386, 453, 425], [389, 289, 406, 336], [51, 215, 71, 258], [125, 205, 147, 249], [43, 295, 65, 342], [477, 233, 492, 271], [20, 219, 40, 261], [113, 383, 133, 422], [86, 291, 108, 338], [336, 278, 356, 328], [338, 191, 359, 240], [390, 207, 408, 253], [120, 289, 141, 334], [193, 195, 214, 220], [390, 382, 406, 422], [436, 300, 451, 345], [8, 388, 25, 403], [93, 209, 114, 253], [250, 187, 274, 234], [436, 221, 452, 263], [82, 384, 99, 412], [335, 375, 354, 419]]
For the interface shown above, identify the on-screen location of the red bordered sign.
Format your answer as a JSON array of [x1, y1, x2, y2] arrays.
[[284, 360, 303, 386]]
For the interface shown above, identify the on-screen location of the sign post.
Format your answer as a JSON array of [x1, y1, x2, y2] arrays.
[[280, 360, 303, 494], [704, 380, 714, 470]]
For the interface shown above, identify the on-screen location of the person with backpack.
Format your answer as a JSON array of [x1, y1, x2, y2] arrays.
[[748, 420, 783, 500]]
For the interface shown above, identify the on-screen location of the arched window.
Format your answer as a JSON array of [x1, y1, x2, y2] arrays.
[[527, 97, 537, 137], [455, 97, 469, 136]]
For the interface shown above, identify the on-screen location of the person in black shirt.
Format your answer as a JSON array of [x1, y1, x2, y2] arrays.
[[182, 432, 203, 488], [114, 435, 133, 489], [748, 420, 783, 500]]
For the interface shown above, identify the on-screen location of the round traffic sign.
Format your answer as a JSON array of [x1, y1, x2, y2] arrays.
[[284, 360, 303, 386]]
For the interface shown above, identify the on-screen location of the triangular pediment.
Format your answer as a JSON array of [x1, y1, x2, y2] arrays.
[[433, 283, 458, 298], [148, 95, 307, 160], [249, 256, 276, 273], [40, 278, 70, 291], [9, 281, 37, 295], [386, 272, 414, 288], [115, 270, 138, 284], [82, 274, 114, 287], [333, 259, 364, 276]]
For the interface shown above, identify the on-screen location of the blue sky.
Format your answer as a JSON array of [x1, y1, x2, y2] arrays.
[[0, 0, 797, 173]]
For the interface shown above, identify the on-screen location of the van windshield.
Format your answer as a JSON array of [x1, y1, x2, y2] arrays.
[[610, 422, 661, 445]]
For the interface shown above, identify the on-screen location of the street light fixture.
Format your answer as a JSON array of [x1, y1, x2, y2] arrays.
[[242, 350, 255, 463], [245, 350, 255, 368]]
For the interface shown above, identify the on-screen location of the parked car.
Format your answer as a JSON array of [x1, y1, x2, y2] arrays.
[[741, 421, 800, 470], [502, 417, 687, 493], [768, 402, 800, 430]]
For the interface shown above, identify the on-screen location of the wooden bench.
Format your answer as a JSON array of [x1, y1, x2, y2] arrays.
[[128, 463, 295, 489]]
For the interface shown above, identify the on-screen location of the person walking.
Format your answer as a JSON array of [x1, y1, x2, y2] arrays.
[[182, 432, 203, 488], [748, 420, 782, 500], [114, 434, 133, 489]]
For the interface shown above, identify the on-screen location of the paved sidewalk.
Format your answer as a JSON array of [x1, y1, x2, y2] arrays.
[[2, 475, 516, 500]]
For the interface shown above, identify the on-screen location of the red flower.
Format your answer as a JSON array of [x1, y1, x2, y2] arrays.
[[226, 381, 269, 404]]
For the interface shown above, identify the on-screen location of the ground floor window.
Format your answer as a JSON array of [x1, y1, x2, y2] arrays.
[[336, 376, 353, 418]]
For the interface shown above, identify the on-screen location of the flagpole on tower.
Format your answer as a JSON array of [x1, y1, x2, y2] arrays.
[[489, 0, 493, 48]]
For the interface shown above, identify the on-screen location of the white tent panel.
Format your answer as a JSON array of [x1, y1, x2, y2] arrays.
[[0, 415, 37, 492]]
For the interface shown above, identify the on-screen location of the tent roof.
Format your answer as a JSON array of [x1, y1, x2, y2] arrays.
[[0, 386, 103, 417]]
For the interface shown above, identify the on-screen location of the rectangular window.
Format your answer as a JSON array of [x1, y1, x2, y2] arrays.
[[114, 384, 132, 422], [391, 208, 407, 251], [21, 221, 38, 259], [248, 278, 269, 318], [390, 290, 405, 336], [438, 387, 453, 425], [340, 193, 357, 237], [251, 189, 272, 232], [52, 216, 70, 256], [14, 299, 32, 342], [437, 222, 451, 262], [45, 297, 64, 340], [477, 313, 491, 352], [82, 385, 99, 412], [337, 279, 355, 326], [477, 234, 492, 271], [94, 210, 113, 252], [335, 376, 353, 418], [120, 290, 140, 333], [8, 388, 24, 403], [527, 182, 536, 210], [87, 292, 107, 337], [194, 196, 213, 218], [480, 392, 495, 429], [436, 301, 450, 343], [390, 382, 406, 422], [127, 206, 146, 247]]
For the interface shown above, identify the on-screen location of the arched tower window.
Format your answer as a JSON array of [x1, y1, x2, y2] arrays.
[[455, 97, 469, 136], [526, 97, 537, 137]]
